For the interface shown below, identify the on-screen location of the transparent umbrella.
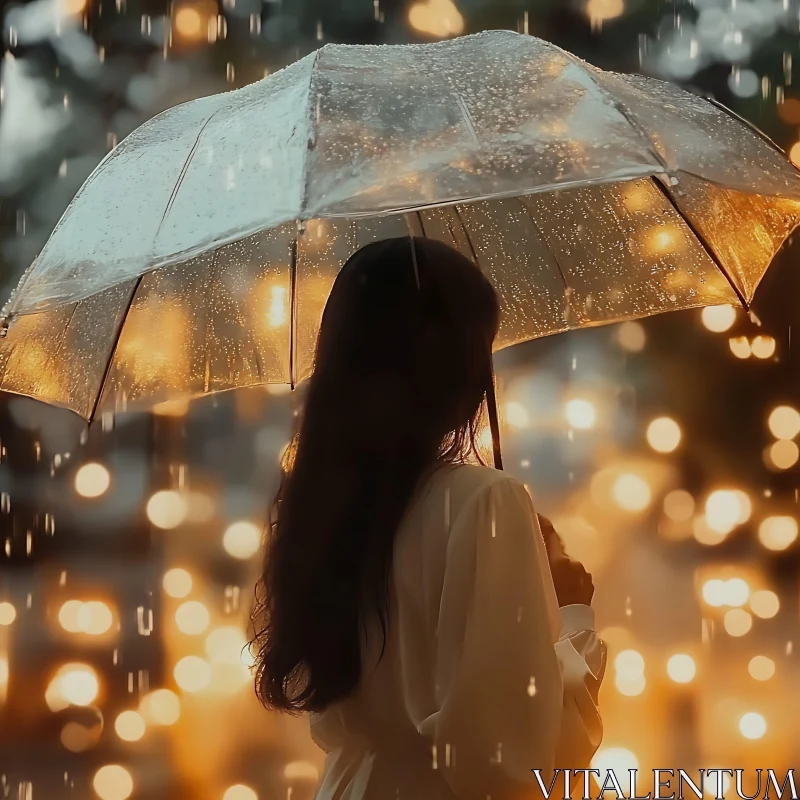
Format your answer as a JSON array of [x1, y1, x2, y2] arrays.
[[1, 30, 800, 424]]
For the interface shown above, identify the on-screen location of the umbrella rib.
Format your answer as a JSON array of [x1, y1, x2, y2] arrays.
[[89, 275, 144, 421], [550, 44, 672, 176], [155, 109, 221, 241], [289, 232, 298, 390], [701, 95, 788, 157], [517, 197, 571, 298], [649, 176, 750, 312]]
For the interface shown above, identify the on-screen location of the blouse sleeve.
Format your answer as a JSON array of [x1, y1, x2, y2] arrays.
[[415, 476, 606, 800]]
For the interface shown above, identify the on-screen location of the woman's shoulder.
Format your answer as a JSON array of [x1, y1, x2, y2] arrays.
[[427, 463, 529, 507]]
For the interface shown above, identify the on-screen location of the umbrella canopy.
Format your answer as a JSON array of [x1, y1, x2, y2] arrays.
[[2, 30, 800, 419]]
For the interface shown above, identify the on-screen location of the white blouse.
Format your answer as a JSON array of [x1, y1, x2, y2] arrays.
[[310, 463, 607, 800]]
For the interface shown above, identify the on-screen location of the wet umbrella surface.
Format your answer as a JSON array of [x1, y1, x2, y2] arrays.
[[1, 30, 800, 419]]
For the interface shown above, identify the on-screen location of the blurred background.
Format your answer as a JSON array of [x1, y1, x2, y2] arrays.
[[2, 0, 800, 799]]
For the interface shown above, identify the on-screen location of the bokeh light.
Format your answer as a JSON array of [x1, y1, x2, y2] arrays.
[[162, 568, 193, 599], [723, 608, 753, 637], [58, 600, 84, 633], [174, 656, 212, 692], [174, 601, 210, 635], [701, 304, 736, 332], [223, 786, 258, 800], [750, 590, 779, 619], [748, 656, 776, 681], [504, 401, 529, 428], [739, 712, 767, 740], [728, 336, 751, 359], [663, 490, 694, 522], [768, 405, 800, 439], [205, 626, 248, 664], [408, 0, 464, 37], [758, 516, 798, 551], [77, 601, 114, 635], [666, 653, 696, 683], [146, 491, 188, 530], [0, 601, 16, 626], [751, 335, 776, 359], [565, 399, 596, 430], [75, 463, 111, 498], [612, 474, 651, 512], [646, 417, 681, 453], [139, 689, 180, 726], [591, 748, 639, 792], [767, 439, 799, 470], [93, 765, 134, 800], [222, 521, 262, 559], [114, 711, 146, 742], [47, 663, 99, 709], [704, 490, 744, 534], [615, 321, 646, 352]]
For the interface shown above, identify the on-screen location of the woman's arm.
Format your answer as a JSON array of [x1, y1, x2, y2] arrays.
[[415, 475, 605, 800]]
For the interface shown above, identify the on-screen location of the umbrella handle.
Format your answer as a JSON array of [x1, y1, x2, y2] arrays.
[[485, 358, 503, 471]]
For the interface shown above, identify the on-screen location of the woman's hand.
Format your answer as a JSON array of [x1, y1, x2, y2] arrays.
[[538, 514, 594, 607]]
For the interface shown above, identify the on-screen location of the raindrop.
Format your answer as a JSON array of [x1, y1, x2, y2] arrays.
[[223, 585, 240, 613], [112, 649, 118, 666], [431, 744, 438, 770], [316, 20, 323, 41], [701, 617, 714, 646], [1, 493, 10, 514], [226, 62, 235, 83], [787, 641, 793, 655], [101, 413, 114, 433], [59, 570, 67, 585], [624, 596, 633, 617], [373, 0, 380, 20], [527, 676, 537, 697], [493, 742, 503, 764], [136, 606, 153, 636], [54, 454, 62, 468]]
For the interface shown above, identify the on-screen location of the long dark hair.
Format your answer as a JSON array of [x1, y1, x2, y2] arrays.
[[251, 235, 500, 714]]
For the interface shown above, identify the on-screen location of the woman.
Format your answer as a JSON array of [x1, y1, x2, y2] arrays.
[[251, 236, 607, 800]]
